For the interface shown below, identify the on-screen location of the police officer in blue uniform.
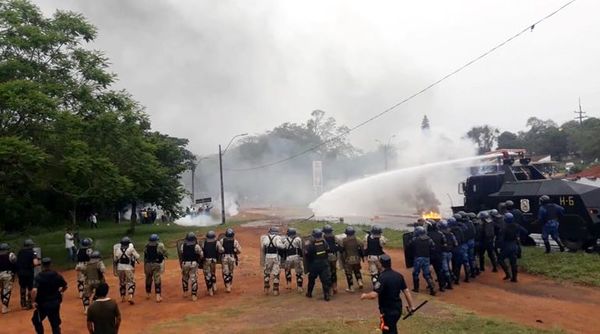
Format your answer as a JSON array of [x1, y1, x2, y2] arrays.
[[361, 254, 416, 334], [498, 213, 528, 282], [409, 226, 436, 296], [537, 195, 566, 253]]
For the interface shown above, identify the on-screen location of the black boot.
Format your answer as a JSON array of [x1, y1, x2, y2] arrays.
[[426, 278, 436, 296], [510, 265, 518, 283], [544, 241, 551, 254], [558, 241, 566, 252], [500, 262, 511, 280], [445, 274, 453, 290], [438, 278, 445, 292], [412, 277, 419, 293], [463, 266, 470, 283], [306, 279, 315, 298]]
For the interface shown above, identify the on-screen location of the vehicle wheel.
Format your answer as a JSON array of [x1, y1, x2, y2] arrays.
[[563, 239, 582, 252]]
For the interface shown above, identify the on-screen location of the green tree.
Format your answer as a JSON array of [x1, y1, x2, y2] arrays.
[[421, 115, 430, 130], [497, 131, 522, 149], [466, 125, 499, 155]]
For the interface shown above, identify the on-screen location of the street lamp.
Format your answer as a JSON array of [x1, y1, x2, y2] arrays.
[[219, 133, 248, 224], [375, 134, 396, 171]]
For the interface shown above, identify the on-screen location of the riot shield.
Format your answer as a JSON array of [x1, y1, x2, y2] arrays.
[[259, 235, 266, 268], [33, 247, 42, 276], [176, 239, 185, 269], [335, 234, 347, 270], [301, 236, 313, 274], [112, 243, 120, 277], [402, 232, 415, 269]]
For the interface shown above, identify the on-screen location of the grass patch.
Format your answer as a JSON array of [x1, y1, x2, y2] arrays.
[[288, 220, 405, 248], [1, 218, 252, 271], [520, 246, 600, 287], [276, 304, 564, 334]]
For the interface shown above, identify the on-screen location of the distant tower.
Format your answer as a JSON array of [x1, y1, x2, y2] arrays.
[[574, 97, 587, 125], [421, 115, 430, 131]]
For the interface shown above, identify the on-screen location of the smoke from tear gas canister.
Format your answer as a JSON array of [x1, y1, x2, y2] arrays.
[[174, 214, 220, 227]]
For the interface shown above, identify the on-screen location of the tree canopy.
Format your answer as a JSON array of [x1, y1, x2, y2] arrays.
[[0, 0, 193, 231]]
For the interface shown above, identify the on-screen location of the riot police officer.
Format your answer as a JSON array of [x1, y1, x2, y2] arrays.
[[439, 220, 457, 290], [16, 239, 39, 309], [498, 213, 528, 282], [281, 228, 303, 292], [408, 226, 436, 296], [31, 258, 67, 334], [0, 243, 17, 314], [427, 222, 448, 292], [364, 225, 387, 287], [180, 232, 203, 301], [113, 236, 140, 304], [538, 195, 566, 253], [217, 228, 242, 293], [478, 211, 498, 272], [202, 231, 219, 296], [341, 226, 364, 292], [305, 228, 331, 301], [461, 213, 478, 277], [75, 238, 93, 299], [261, 227, 284, 296], [448, 217, 470, 284], [82, 251, 106, 314], [144, 234, 167, 302], [323, 224, 340, 295]]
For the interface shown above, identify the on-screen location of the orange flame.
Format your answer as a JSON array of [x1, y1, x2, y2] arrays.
[[421, 211, 442, 220]]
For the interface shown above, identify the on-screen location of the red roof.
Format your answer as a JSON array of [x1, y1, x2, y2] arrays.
[[573, 165, 600, 178]]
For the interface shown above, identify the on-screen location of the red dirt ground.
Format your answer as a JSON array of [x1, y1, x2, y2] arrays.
[[2, 224, 600, 334]]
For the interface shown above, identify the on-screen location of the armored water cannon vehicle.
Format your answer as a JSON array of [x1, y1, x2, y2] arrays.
[[453, 150, 600, 251]]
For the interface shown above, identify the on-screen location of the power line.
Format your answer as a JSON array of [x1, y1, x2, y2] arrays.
[[226, 0, 577, 172]]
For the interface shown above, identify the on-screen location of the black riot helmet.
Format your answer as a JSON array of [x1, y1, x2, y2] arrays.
[[23, 239, 35, 248], [467, 212, 477, 219], [286, 228, 297, 237], [268, 226, 279, 235], [453, 213, 462, 221], [345, 226, 355, 236], [323, 224, 333, 235], [312, 228, 323, 239], [371, 225, 382, 235], [90, 251, 101, 259], [81, 238, 92, 247], [0, 243, 9, 251], [498, 202, 507, 212], [505, 200, 515, 209], [539, 195, 551, 204], [478, 211, 489, 220], [225, 228, 235, 238], [120, 236, 131, 247], [186, 232, 196, 242], [206, 230, 216, 239]]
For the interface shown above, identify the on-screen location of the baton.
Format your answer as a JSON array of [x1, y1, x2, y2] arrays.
[[403, 300, 428, 320]]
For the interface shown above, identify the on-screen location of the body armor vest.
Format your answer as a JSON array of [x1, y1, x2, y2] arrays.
[[77, 248, 90, 262], [17, 249, 34, 271], [182, 244, 197, 262], [413, 236, 432, 258], [223, 238, 235, 255], [313, 240, 328, 260], [203, 240, 218, 259], [503, 224, 519, 243], [118, 247, 131, 265], [265, 235, 278, 254], [145, 244, 163, 263], [441, 231, 455, 252], [285, 237, 302, 257], [366, 236, 383, 256], [324, 235, 337, 253], [450, 226, 464, 245], [0, 253, 13, 272], [85, 261, 102, 281], [463, 221, 476, 240]]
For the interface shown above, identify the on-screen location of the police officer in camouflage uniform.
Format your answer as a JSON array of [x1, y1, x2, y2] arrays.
[[305, 228, 332, 301], [82, 251, 106, 314], [113, 236, 140, 304], [261, 227, 284, 296], [217, 228, 242, 293], [16, 239, 39, 310], [180, 232, 203, 301], [364, 225, 387, 287], [341, 226, 364, 292], [0, 243, 17, 314], [144, 234, 167, 303], [282, 228, 303, 292], [75, 238, 93, 299], [202, 231, 219, 296], [323, 224, 340, 295]]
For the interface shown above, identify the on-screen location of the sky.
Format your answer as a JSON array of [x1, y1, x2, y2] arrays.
[[36, 0, 600, 157]]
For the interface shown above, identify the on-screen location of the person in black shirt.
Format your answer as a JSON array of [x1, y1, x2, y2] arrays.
[[31, 258, 68, 334], [361, 254, 415, 334], [498, 213, 528, 283], [305, 228, 332, 301], [16, 239, 39, 309]]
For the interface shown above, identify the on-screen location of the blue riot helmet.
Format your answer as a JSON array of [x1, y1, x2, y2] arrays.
[[186, 232, 196, 242], [80, 238, 92, 247], [478, 211, 489, 219], [415, 226, 426, 236], [490, 209, 500, 217], [225, 228, 235, 238], [371, 225, 382, 235], [323, 224, 333, 235], [120, 236, 131, 247], [447, 217, 457, 226], [149, 234, 159, 242], [439, 220, 449, 230], [286, 228, 297, 237], [504, 212, 514, 224], [345, 226, 355, 236], [206, 231, 216, 239], [539, 195, 551, 204], [90, 251, 101, 259]]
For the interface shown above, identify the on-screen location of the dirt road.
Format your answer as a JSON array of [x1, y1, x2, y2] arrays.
[[3, 223, 599, 333]]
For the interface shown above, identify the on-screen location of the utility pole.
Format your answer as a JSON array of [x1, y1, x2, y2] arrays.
[[219, 144, 226, 225], [574, 97, 587, 125], [191, 162, 196, 204]]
